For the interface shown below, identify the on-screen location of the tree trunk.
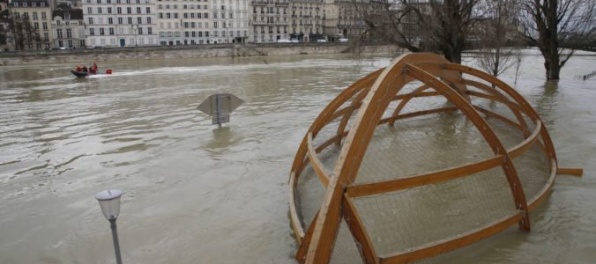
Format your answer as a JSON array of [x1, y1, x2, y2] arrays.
[[544, 54, 561, 80]]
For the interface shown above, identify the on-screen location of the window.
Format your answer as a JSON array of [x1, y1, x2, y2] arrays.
[[90, 28, 95, 36], [100, 28, 105, 35], [118, 17, 123, 24], [214, 22, 217, 28], [137, 7, 141, 14], [146, 7, 151, 13], [87, 7, 92, 14], [32, 12, 38, 20], [43, 22, 48, 30], [66, 29, 72, 38], [128, 17, 133, 24], [88, 18, 94, 25], [148, 27, 152, 34], [108, 18, 113, 24], [147, 17, 152, 24], [41, 12, 46, 19], [97, 0, 101, 3], [108, 7, 112, 14], [127, 7, 132, 14], [137, 17, 142, 24], [117, 7, 122, 14], [138, 28, 143, 35], [57, 29, 63, 38], [98, 8, 102, 14], [110, 28, 115, 35]]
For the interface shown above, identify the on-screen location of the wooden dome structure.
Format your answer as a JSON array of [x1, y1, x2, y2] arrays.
[[288, 53, 582, 264]]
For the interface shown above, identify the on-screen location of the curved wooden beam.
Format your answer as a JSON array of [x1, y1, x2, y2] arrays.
[[405, 64, 531, 231]]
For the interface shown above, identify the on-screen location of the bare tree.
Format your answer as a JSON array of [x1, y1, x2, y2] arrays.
[[517, 0, 596, 80], [475, 0, 522, 77], [357, 0, 484, 64]]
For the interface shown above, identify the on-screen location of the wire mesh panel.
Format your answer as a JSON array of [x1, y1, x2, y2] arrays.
[[288, 53, 580, 264]]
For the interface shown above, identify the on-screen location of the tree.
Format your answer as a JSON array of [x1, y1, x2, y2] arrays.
[[517, 0, 596, 80], [357, 0, 484, 64], [475, 0, 523, 78]]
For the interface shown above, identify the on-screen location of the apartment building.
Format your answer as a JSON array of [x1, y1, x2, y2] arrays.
[[1, 0, 13, 51], [51, 2, 86, 48], [156, 0, 210, 45], [290, 0, 323, 42], [8, 0, 53, 50], [211, 0, 250, 44], [250, 0, 290, 43], [82, 0, 158, 48]]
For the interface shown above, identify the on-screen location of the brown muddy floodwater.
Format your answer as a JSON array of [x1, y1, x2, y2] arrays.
[[0, 50, 595, 264]]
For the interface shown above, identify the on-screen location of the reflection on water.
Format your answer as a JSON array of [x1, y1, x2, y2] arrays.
[[0, 51, 595, 264]]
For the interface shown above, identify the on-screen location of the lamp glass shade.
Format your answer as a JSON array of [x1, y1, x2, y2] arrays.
[[95, 189, 123, 220]]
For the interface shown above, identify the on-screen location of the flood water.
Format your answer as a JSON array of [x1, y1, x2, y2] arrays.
[[0, 50, 595, 264]]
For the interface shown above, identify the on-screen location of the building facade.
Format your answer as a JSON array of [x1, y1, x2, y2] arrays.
[[290, 0, 324, 42], [8, 0, 53, 50], [156, 0, 211, 45], [250, 0, 290, 43], [52, 3, 86, 48], [211, 0, 250, 44], [82, 0, 158, 48]]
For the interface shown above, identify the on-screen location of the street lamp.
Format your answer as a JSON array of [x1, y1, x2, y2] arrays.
[[95, 189, 123, 264]]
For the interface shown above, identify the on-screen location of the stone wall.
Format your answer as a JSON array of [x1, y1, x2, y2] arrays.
[[0, 44, 399, 66]]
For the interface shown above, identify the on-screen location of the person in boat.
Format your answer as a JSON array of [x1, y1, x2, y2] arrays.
[[82, 66, 88, 73], [89, 63, 98, 74], [75, 65, 83, 72]]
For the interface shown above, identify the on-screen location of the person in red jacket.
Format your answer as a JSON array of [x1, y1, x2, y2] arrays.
[[89, 63, 98, 74]]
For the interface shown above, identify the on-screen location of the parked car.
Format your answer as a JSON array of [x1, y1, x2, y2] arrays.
[[277, 39, 292, 43], [317, 39, 327, 43], [339, 38, 349, 43]]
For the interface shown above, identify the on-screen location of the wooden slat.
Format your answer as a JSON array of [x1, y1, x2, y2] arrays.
[[382, 107, 458, 125], [347, 155, 506, 197], [289, 171, 305, 242], [528, 160, 558, 212], [296, 212, 319, 263], [445, 63, 559, 164], [304, 174, 346, 264], [379, 212, 523, 264], [508, 121, 542, 159], [405, 64, 531, 231], [307, 132, 330, 187], [343, 194, 379, 264], [556, 167, 584, 177]]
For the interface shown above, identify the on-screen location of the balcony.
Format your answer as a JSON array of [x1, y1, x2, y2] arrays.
[[252, 21, 268, 26], [251, 0, 267, 6]]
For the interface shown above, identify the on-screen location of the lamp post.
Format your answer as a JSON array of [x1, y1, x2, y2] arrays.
[[95, 189, 123, 264]]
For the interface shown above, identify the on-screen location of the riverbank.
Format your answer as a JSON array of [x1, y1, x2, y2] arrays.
[[0, 43, 399, 66]]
